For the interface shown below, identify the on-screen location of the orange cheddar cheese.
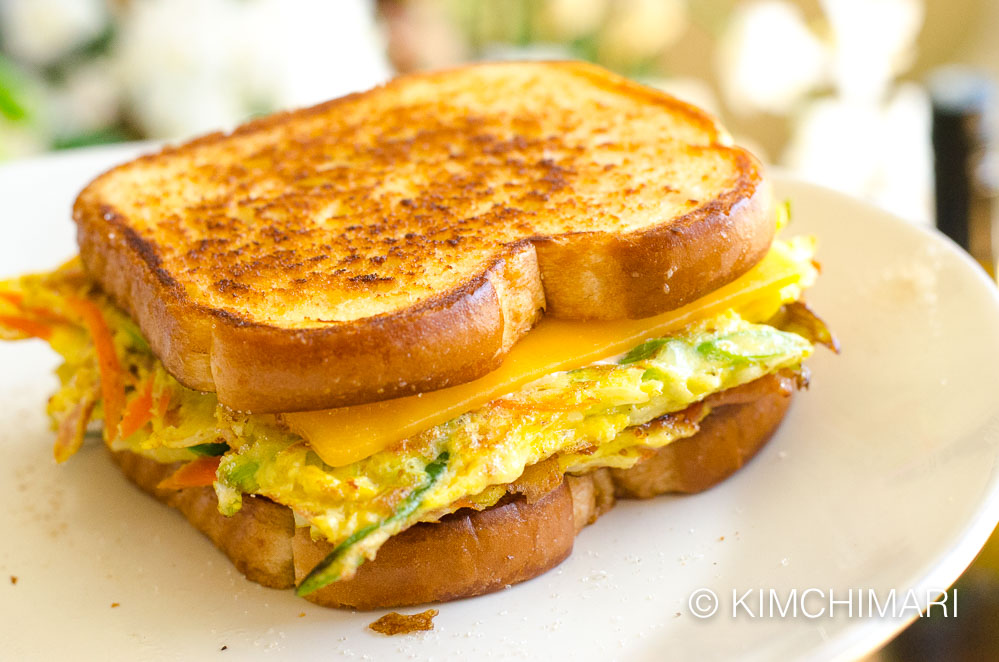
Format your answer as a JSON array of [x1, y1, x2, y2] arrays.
[[282, 239, 817, 467]]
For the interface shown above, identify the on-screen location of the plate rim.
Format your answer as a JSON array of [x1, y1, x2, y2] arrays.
[[770, 175, 999, 662]]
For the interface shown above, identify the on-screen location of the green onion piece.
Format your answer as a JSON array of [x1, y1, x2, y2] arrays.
[[118, 317, 151, 353], [188, 442, 230, 457], [641, 366, 670, 382], [225, 460, 259, 492], [696, 329, 794, 364], [619, 338, 668, 364], [296, 450, 450, 596]]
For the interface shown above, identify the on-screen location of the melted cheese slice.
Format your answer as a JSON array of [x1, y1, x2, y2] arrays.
[[283, 239, 817, 467]]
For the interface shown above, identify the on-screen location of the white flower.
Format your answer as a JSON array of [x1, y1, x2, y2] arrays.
[[820, 0, 923, 102], [112, 0, 391, 140], [782, 84, 932, 224], [238, 0, 391, 111], [112, 0, 245, 139], [0, 0, 108, 66], [717, 0, 826, 115]]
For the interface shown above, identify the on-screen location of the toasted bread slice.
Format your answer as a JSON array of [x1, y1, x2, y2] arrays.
[[76, 61, 773, 413], [111, 373, 794, 609]]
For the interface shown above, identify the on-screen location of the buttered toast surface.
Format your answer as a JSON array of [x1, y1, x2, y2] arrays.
[[74, 61, 772, 412]]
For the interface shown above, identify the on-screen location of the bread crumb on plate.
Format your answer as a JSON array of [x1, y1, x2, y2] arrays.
[[368, 609, 438, 635]]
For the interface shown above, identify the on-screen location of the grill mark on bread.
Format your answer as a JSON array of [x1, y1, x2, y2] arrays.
[[101, 208, 178, 290]]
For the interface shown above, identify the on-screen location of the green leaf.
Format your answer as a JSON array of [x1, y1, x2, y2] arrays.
[[296, 450, 450, 596], [53, 128, 130, 151], [0, 55, 29, 122], [619, 338, 668, 364]]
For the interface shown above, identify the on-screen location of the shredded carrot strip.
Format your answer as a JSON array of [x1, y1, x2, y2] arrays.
[[23, 305, 71, 326], [157, 456, 222, 490], [53, 393, 97, 463], [0, 315, 52, 339], [0, 291, 71, 327], [119, 377, 155, 439], [68, 298, 125, 443], [154, 385, 171, 419]]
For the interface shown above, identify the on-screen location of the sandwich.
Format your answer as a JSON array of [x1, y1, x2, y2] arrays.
[[0, 61, 836, 609]]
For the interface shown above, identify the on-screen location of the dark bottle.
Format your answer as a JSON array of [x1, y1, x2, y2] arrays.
[[930, 66, 997, 275]]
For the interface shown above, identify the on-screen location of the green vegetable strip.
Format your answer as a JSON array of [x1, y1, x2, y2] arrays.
[[696, 329, 803, 364], [619, 338, 668, 364], [227, 460, 260, 491], [188, 442, 230, 457], [296, 451, 451, 596]]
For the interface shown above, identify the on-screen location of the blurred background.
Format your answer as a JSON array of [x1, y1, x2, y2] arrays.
[[1, 0, 997, 230], [0, 0, 996, 658]]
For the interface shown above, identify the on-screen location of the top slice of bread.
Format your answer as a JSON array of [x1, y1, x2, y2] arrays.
[[74, 61, 773, 413]]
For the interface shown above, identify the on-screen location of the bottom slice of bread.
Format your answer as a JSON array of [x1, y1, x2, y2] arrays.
[[110, 372, 795, 609]]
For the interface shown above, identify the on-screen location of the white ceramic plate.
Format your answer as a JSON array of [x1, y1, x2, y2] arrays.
[[2, 144, 998, 662]]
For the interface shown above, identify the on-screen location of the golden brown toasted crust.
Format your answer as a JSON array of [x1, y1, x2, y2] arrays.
[[109, 373, 794, 609], [75, 61, 773, 413]]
